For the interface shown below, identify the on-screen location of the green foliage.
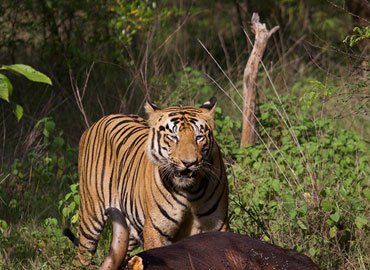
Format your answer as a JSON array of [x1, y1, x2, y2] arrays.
[[300, 79, 333, 110], [155, 67, 214, 107], [109, 1, 176, 47], [0, 64, 52, 121], [59, 183, 80, 225], [0, 217, 77, 268], [215, 96, 369, 269], [0, 64, 52, 85], [0, 118, 77, 219], [0, 118, 80, 268], [344, 26, 370, 47]]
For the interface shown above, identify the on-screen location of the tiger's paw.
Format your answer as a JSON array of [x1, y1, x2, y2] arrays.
[[77, 250, 93, 267]]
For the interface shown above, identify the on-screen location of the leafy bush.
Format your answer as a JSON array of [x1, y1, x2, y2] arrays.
[[0, 64, 52, 121], [215, 96, 369, 269], [0, 117, 77, 226]]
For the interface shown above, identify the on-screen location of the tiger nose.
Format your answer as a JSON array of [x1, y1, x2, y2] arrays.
[[181, 159, 198, 168]]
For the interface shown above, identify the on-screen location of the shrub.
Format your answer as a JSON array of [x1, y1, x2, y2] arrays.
[[215, 96, 369, 269]]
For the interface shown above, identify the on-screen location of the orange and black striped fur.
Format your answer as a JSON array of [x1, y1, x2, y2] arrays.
[[64, 97, 229, 269]]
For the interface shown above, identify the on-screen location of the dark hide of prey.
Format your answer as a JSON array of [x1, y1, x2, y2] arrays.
[[122, 231, 320, 270]]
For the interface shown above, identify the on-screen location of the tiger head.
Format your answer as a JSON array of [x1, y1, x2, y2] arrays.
[[145, 97, 217, 189]]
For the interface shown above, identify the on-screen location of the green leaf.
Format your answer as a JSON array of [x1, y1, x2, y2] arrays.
[[322, 201, 334, 211], [64, 193, 72, 201], [62, 207, 69, 217], [271, 179, 281, 192], [52, 137, 64, 149], [0, 73, 13, 102], [309, 247, 317, 256], [1, 64, 52, 85], [297, 219, 307, 230], [329, 226, 337, 238], [74, 195, 80, 204], [36, 117, 52, 128], [71, 183, 78, 193], [71, 213, 79, 224], [15, 104, 23, 121], [0, 219, 8, 234], [330, 211, 340, 223], [355, 216, 368, 230], [44, 120, 56, 133], [289, 209, 297, 219]]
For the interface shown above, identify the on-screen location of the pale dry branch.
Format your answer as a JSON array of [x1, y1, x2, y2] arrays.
[[69, 63, 94, 129], [240, 13, 279, 147]]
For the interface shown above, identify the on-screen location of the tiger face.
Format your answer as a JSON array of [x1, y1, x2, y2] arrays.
[[145, 98, 217, 189]]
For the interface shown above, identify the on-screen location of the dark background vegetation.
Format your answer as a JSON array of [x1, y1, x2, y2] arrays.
[[0, 0, 369, 269]]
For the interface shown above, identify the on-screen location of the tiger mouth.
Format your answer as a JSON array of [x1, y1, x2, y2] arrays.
[[175, 169, 194, 179]]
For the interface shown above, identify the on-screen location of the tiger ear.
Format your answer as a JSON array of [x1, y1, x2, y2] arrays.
[[145, 99, 160, 114], [200, 97, 217, 114]]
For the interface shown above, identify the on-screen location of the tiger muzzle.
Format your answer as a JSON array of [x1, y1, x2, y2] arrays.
[[175, 168, 194, 179]]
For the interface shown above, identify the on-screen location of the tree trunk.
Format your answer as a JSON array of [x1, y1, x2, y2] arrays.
[[240, 13, 279, 147]]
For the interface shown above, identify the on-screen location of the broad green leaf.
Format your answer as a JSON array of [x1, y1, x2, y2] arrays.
[[322, 201, 334, 211], [52, 137, 64, 149], [15, 104, 23, 121], [74, 195, 80, 204], [330, 211, 340, 223], [64, 193, 72, 201], [69, 202, 76, 212], [309, 247, 317, 256], [71, 183, 78, 193], [329, 226, 337, 238], [44, 120, 56, 133], [355, 216, 368, 230], [297, 219, 307, 230], [1, 64, 52, 85], [0, 73, 12, 102], [271, 179, 281, 192], [71, 213, 79, 224], [0, 219, 8, 234], [62, 207, 68, 217], [289, 209, 297, 219]]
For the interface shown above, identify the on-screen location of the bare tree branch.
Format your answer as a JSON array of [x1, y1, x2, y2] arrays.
[[69, 63, 94, 129], [240, 13, 279, 147]]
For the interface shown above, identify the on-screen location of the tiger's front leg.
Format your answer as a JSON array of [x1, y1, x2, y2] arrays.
[[142, 217, 174, 250]]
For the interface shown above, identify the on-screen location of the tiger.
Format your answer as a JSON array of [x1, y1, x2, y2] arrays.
[[63, 97, 229, 270]]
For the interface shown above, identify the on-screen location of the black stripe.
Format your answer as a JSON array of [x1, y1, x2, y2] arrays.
[[79, 242, 96, 253], [137, 198, 144, 228], [205, 179, 220, 202], [188, 178, 209, 202], [151, 128, 156, 150], [152, 192, 178, 224], [154, 175, 173, 207], [197, 188, 224, 218], [79, 224, 99, 243], [156, 130, 162, 157], [148, 215, 173, 241], [162, 179, 187, 208]]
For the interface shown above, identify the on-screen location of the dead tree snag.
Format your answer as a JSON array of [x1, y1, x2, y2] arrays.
[[240, 13, 279, 147]]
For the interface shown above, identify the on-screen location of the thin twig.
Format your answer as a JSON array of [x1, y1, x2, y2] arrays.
[[205, 73, 296, 193], [37, 247, 57, 270], [326, 0, 370, 24], [69, 64, 92, 129]]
